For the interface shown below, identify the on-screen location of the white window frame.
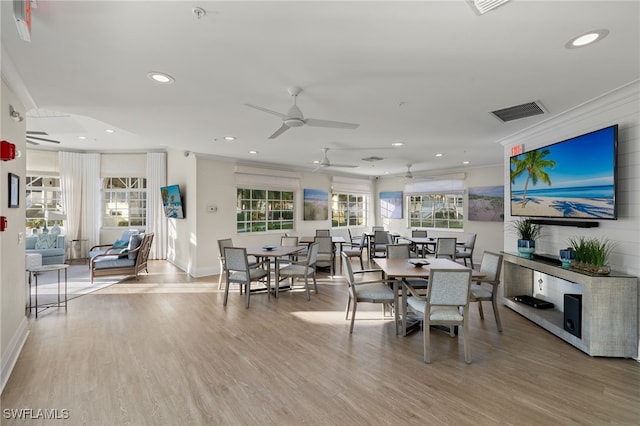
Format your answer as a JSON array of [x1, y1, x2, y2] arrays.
[[25, 175, 63, 230], [331, 192, 369, 228], [102, 177, 147, 228], [236, 188, 295, 234], [407, 193, 464, 230]]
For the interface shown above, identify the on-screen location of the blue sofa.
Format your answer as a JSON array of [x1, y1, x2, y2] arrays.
[[25, 234, 66, 265]]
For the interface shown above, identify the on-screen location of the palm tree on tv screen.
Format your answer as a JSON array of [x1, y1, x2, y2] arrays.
[[510, 149, 556, 207]]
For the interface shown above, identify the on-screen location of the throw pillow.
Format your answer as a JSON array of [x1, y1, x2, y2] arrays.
[[113, 239, 129, 248], [35, 234, 57, 249], [118, 248, 130, 258], [127, 233, 144, 260]]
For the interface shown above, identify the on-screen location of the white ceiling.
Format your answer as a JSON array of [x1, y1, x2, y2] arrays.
[[2, 1, 639, 177]]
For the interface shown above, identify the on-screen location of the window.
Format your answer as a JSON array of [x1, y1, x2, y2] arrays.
[[331, 193, 368, 227], [25, 175, 62, 230], [408, 193, 464, 229], [103, 177, 147, 227], [236, 188, 294, 233]]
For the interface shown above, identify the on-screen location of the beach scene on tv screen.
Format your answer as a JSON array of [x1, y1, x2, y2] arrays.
[[161, 185, 184, 219], [510, 126, 616, 219]]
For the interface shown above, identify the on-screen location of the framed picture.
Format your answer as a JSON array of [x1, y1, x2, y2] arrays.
[[380, 191, 403, 219], [468, 185, 504, 222], [8, 173, 19, 208], [303, 189, 329, 221]]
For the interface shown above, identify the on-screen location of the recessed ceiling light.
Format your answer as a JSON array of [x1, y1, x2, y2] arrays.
[[435, 153, 443, 157], [105, 129, 115, 133], [391, 142, 404, 147], [224, 136, 236, 141], [463, 160, 470, 165], [78, 136, 87, 140], [147, 72, 175, 84], [249, 150, 258, 155], [313, 160, 320, 164], [566, 29, 609, 49]]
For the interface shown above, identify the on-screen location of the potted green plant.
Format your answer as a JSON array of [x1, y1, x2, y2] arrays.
[[568, 236, 614, 275], [509, 217, 542, 259]]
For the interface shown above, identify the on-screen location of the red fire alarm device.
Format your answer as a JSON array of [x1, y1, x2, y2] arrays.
[[0, 216, 7, 232], [1, 141, 17, 161]]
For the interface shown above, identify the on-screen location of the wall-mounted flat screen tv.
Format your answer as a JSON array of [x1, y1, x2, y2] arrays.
[[510, 124, 617, 220], [160, 184, 185, 219]]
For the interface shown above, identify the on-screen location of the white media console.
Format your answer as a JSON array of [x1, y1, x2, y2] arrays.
[[501, 252, 638, 358]]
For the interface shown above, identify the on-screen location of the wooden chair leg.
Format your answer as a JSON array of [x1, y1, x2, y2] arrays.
[[463, 317, 471, 364], [349, 301, 357, 334], [345, 295, 352, 320], [492, 296, 503, 332], [477, 300, 485, 319], [424, 318, 431, 363]]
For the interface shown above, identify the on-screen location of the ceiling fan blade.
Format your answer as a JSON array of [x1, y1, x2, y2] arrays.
[[305, 118, 359, 129], [268, 124, 290, 139], [27, 130, 48, 135], [244, 104, 288, 119], [328, 164, 359, 168], [26, 140, 40, 146], [26, 136, 61, 144]]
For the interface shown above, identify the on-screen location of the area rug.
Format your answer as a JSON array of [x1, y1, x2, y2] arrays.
[[28, 264, 126, 307]]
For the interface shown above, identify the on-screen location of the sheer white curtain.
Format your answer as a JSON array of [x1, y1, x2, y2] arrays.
[[146, 152, 167, 259], [58, 152, 101, 255]]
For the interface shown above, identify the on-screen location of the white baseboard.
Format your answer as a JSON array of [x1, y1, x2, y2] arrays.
[[1, 316, 29, 395]]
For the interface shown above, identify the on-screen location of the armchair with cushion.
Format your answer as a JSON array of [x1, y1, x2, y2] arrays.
[[90, 233, 154, 283], [25, 234, 66, 265], [89, 229, 140, 258]]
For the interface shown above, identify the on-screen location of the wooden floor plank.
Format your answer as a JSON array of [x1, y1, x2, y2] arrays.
[[2, 260, 639, 425]]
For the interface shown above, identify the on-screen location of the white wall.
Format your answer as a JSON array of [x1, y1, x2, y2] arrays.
[[0, 80, 29, 392], [501, 81, 639, 277], [500, 81, 639, 358], [375, 165, 505, 266]]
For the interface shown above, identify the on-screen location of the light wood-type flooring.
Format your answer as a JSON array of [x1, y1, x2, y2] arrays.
[[2, 259, 639, 425]]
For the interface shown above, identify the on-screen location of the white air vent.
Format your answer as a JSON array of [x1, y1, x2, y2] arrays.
[[468, 0, 510, 15], [491, 101, 546, 122], [362, 156, 384, 162]]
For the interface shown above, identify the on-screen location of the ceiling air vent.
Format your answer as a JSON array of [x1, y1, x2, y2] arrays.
[[468, 0, 510, 15], [362, 156, 384, 162], [491, 101, 546, 123]]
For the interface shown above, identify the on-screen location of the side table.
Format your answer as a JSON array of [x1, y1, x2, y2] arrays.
[[26, 264, 69, 318]]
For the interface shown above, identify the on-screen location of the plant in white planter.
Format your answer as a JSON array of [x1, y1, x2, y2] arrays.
[[509, 217, 542, 259]]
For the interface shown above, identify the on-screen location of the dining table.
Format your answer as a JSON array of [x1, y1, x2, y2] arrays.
[[245, 245, 306, 297], [373, 257, 485, 335], [402, 236, 437, 257]]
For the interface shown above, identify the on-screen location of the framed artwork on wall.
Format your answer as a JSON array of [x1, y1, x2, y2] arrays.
[[303, 189, 329, 220], [8, 173, 19, 208], [380, 191, 403, 219], [468, 185, 504, 222]]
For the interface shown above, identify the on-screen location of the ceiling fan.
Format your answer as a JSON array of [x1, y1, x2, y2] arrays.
[[313, 148, 359, 171], [245, 87, 360, 139], [26, 131, 61, 146]]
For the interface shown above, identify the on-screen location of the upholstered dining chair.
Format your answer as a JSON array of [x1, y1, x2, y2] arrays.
[[455, 233, 477, 266], [435, 237, 457, 260], [385, 244, 426, 292], [279, 242, 319, 300], [223, 247, 270, 309], [314, 236, 335, 276], [470, 251, 504, 332], [406, 268, 473, 363], [411, 229, 430, 256], [341, 252, 397, 334], [280, 235, 300, 263], [217, 238, 235, 290], [370, 230, 392, 259], [341, 233, 367, 269]]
